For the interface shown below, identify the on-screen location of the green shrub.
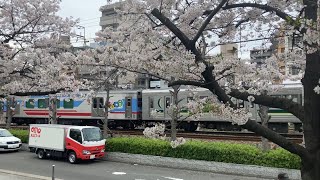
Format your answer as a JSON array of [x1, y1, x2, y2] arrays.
[[9, 129, 29, 143], [106, 137, 301, 169]]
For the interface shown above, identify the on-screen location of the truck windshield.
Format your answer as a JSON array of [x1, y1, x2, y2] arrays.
[[82, 128, 103, 141], [0, 129, 13, 137]]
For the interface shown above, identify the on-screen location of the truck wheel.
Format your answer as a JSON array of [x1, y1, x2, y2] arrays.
[[68, 152, 77, 164], [37, 149, 46, 159]]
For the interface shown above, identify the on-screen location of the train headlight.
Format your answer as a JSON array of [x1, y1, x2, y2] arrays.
[[101, 149, 105, 152]]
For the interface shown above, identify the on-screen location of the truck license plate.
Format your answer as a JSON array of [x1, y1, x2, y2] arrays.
[[8, 144, 18, 148], [90, 155, 95, 159]]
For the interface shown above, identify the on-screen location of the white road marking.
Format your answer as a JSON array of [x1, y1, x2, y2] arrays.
[[112, 172, 126, 175], [162, 176, 184, 180]]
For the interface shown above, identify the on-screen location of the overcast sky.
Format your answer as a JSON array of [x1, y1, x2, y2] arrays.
[[58, 0, 258, 59], [58, 0, 107, 46]]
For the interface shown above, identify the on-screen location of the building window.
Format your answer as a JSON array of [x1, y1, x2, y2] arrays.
[[138, 79, 146, 86]]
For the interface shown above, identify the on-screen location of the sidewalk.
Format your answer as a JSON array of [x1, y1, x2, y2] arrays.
[[0, 169, 62, 180], [0, 172, 35, 180]]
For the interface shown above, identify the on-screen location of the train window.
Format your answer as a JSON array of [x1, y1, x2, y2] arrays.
[[298, 94, 303, 105], [56, 99, 61, 109], [38, 98, 49, 109], [165, 97, 171, 108], [38, 99, 47, 109], [149, 97, 154, 109], [63, 99, 74, 109], [99, 98, 104, 108], [238, 100, 244, 108], [230, 97, 237, 104], [0, 101, 3, 111], [187, 97, 194, 102], [127, 98, 131, 107], [138, 98, 142, 108], [291, 95, 298, 103], [93, 98, 98, 108], [26, 99, 35, 108]]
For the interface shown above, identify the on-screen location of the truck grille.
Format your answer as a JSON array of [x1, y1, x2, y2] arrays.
[[7, 141, 19, 144], [91, 150, 100, 154]]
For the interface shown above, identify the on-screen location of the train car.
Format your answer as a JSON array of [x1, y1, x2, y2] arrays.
[[10, 90, 142, 128], [142, 85, 302, 133], [266, 83, 303, 133], [141, 88, 213, 131], [2, 84, 303, 133]]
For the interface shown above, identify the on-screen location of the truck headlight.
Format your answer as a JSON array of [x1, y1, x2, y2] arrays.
[[0, 141, 5, 145], [82, 150, 91, 155], [101, 149, 105, 152]]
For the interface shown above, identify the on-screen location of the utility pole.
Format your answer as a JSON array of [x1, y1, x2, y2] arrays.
[[76, 25, 89, 46]]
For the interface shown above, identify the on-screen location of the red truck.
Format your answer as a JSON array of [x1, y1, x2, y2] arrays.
[[29, 124, 106, 164]]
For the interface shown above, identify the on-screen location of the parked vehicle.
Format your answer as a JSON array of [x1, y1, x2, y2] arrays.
[[0, 128, 22, 151], [28, 124, 105, 164]]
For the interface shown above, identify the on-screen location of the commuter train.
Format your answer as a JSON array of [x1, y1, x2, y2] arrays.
[[3, 84, 303, 133]]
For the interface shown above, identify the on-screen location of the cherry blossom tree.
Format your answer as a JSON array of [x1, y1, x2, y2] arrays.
[[0, 0, 81, 127], [95, 0, 319, 179], [0, 0, 79, 93], [78, 45, 207, 141]]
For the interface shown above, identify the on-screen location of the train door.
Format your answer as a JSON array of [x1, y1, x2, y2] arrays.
[[164, 96, 171, 119], [149, 96, 164, 118], [125, 97, 132, 118], [92, 97, 104, 117]]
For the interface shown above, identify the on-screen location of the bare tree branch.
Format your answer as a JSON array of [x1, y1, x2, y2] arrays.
[[222, 3, 304, 32], [168, 80, 206, 88], [244, 119, 310, 160], [192, 0, 228, 43], [151, 9, 191, 49]]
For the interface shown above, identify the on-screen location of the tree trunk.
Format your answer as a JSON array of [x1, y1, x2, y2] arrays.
[[300, 0, 320, 179], [103, 86, 110, 138], [258, 105, 271, 151], [5, 96, 13, 129], [49, 95, 57, 124], [301, 51, 320, 180], [170, 85, 180, 141]]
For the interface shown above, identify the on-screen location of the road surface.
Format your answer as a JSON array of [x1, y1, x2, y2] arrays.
[[0, 151, 272, 180]]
